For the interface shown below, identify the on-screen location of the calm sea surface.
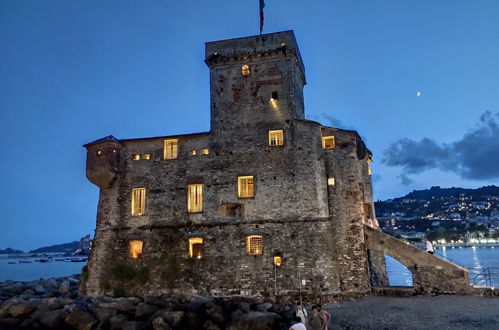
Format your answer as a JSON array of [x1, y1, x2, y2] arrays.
[[386, 246, 499, 287], [0, 254, 85, 282]]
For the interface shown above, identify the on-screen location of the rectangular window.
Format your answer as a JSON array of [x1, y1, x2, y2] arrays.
[[188, 237, 203, 259], [327, 177, 335, 186], [246, 235, 263, 255], [143, 153, 151, 160], [238, 176, 254, 198], [367, 160, 372, 175], [129, 240, 143, 259], [163, 139, 178, 160], [268, 130, 284, 146], [131, 188, 146, 216], [322, 136, 335, 149], [190, 150, 197, 156], [187, 184, 203, 213], [273, 256, 282, 266], [132, 154, 140, 161], [201, 149, 209, 155]]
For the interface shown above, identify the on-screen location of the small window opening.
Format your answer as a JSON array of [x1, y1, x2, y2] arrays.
[[322, 136, 336, 149], [368, 159, 372, 175], [97, 150, 102, 155], [238, 176, 254, 198], [129, 240, 143, 259], [113, 149, 116, 153], [271, 91, 279, 99], [187, 184, 203, 213], [188, 237, 203, 259], [327, 177, 335, 186], [268, 130, 284, 146], [132, 154, 141, 161], [201, 149, 209, 155], [163, 139, 178, 160], [241, 65, 250, 76], [219, 203, 244, 217], [273, 256, 282, 267], [246, 235, 263, 255], [143, 154, 151, 160], [131, 188, 146, 216], [191, 150, 197, 156]]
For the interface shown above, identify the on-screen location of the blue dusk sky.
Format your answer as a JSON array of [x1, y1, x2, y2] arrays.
[[1, 1, 498, 250]]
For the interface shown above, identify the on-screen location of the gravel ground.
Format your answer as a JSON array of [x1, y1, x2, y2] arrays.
[[327, 295, 499, 330]]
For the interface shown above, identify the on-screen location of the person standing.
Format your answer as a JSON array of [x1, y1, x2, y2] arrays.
[[295, 302, 308, 324], [317, 305, 331, 330], [426, 239, 434, 254], [307, 305, 324, 330]]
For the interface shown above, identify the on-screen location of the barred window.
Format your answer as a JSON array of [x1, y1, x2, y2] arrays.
[[163, 139, 178, 159], [322, 136, 335, 149], [188, 237, 203, 259], [131, 188, 146, 216], [238, 176, 254, 198], [187, 184, 203, 213], [129, 240, 143, 259], [268, 130, 284, 146], [246, 235, 263, 255]]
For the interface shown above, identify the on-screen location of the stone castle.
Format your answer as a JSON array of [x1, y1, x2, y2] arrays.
[[81, 31, 470, 298]]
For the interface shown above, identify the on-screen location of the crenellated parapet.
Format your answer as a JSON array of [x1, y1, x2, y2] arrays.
[[84, 135, 122, 189]]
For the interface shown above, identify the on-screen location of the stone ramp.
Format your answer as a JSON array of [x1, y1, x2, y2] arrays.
[[364, 226, 471, 294]]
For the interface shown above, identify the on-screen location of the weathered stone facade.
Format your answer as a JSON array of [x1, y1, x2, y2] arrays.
[[81, 31, 394, 298]]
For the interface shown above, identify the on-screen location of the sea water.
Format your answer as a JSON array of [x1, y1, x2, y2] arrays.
[[386, 246, 499, 287], [0, 254, 85, 282]]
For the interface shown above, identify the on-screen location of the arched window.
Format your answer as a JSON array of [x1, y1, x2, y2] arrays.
[[241, 65, 250, 76]]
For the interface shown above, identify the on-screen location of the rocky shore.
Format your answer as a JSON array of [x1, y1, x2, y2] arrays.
[[0, 275, 303, 329]]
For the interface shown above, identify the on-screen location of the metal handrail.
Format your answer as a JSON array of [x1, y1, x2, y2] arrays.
[[472, 267, 499, 287]]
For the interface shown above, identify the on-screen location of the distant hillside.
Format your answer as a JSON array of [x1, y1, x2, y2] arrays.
[[403, 185, 499, 200], [29, 241, 79, 253], [0, 248, 24, 254]]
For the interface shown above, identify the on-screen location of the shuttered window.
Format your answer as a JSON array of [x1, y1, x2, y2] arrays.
[[187, 184, 203, 213]]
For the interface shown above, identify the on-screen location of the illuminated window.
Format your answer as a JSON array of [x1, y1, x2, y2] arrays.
[[322, 136, 335, 149], [129, 240, 143, 259], [163, 139, 178, 160], [238, 176, 254, 198], [241, 65, 250, 76], [191, 150, 197, 156], [143, 154, 151, 160], [246, 235, 263, 255], [131, 188, 146, 216], [273, 256, 282, 267], [187, 184, 203, 213], [268, 130, 284, 146], [201, 149, 209, 155], [188, 237, 203, 259], [132, 154, 141, 160], [327, 177, 335, 186], [97, 150, 102, 155], [368, 160, 372, 175]]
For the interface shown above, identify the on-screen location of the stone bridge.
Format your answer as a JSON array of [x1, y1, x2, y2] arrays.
[[365, 226, 471, 294]]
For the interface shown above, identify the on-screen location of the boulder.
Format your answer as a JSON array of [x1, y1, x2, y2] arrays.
[[99, 297, 137, 313], [19, 317, 40, 329], [135, 302, 159, 318], [64, 306, 97, 330], [109, 314, 129, 330], [92, 306, 118, 323], [226, 310, 282, 330], [32, 284, 47, 295], [46, 279, 58, 289], [8, 301, 37, 317], [256, 302, 273, 312], [152, 317, 172, 330], [44, 297, 73, 310], [183, 310, 204, 329], [39, 309, 66, 328], [67, 277, 80, 285], [151, 309, 185, 327], [204, 319, 222, 330], [122, 320, 147, 330], [205, 301, 226, 324], [239, 302, 251, 313], [58, 281, 70, 294]]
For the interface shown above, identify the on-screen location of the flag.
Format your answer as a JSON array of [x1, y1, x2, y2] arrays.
[[259, 0, 265, 34]]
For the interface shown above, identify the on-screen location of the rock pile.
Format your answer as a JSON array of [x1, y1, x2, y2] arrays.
[[0, 275, 298, 329]]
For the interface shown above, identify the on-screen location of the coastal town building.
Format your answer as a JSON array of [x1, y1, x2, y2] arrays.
[[81, 31, 470, 298]]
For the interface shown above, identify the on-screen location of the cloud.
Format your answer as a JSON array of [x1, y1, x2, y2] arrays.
[[383, 111, 499, 184]]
